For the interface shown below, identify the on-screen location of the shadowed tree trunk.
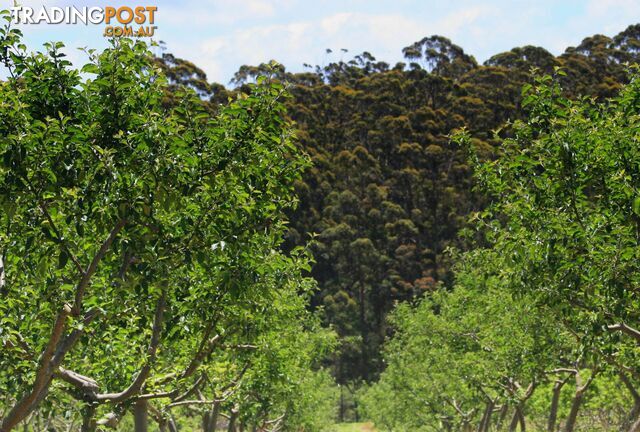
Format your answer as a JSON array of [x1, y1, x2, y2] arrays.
[[134, 400, 148, 432], [517, 407, 526, 431], [547, 376, 569, 432], [630, 416, 640, 432], [462, 419, 473, 432], [620, 372, 640, 431], [509, 407, 526, 432], [508, 381, 536, 432], [509, 410, 519, 432], [80, 405, 96, 432], [227, 407, 239, 432], [477, 400, 494, 432], [204, 402, 221, 432], [563, 370, 595, 432], [168, 417, 179, 432], [496, 404, 509, 431]]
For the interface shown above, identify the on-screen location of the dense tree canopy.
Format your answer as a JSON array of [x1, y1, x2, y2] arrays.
[[0, 16, 336, 432]]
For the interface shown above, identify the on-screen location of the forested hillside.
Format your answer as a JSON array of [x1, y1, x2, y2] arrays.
[[157, 24, 640, 388]]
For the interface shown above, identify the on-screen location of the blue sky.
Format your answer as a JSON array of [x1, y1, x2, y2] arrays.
[[9, 0, 640, 85]]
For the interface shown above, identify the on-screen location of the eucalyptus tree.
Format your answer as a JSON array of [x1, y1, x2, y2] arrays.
[[0, 14, 321, 431], [402, 35, 477, 78]]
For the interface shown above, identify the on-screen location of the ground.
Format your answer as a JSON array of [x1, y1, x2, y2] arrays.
[[332, 422, 377, 432]]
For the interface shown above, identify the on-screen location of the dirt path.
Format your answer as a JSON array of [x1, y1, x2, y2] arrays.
[[334, 422, 377, 432]]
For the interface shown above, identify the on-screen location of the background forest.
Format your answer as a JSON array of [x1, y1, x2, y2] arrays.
[[151, 23, 640, 431], [155, 23, 639, 375]]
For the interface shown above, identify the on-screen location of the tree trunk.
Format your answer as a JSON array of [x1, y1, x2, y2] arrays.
[[509, 408, 519, 432], [496, 404, 509, 431], [508, 406, 526, 432], [563, 368, 597, 432], [483, 404, 495, 432], [462, 420, 473, 432], [628, 402, 640, 432], [339, 378, 344, 422], [477, 401, 494, 432], [563, 387, 585, 432], [620, 372, 640, 431], [477, 406, 488, 432], [203, 403, 220, 432], [168, 417, 178, 432], [81, 405, 96, 432], [205, 402, 221, 432], [629, 415, 640, 432], [547, 378, 567, 432], [134, 400, 148, 432], [227, 409, 239, 432], [358, 280, 368, 382], [563, 392, 582, 432], [442, 419, 452, 432], [517, 407, 526, 432]]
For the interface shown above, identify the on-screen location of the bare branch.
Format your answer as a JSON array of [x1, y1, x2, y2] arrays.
[[56, 368, 99, 395], [52, 308, 102, 366], [180, 334, 221, 380], [607, 323, 640, 343], [172, 374, 206, 403], [545, 368, 578, 375], [166, 399, 220, 408]]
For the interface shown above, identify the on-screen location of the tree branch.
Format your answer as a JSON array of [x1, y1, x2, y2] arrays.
[[38, 202, 84, 276], [607, 323, 640, 343], [73, 219, 127, 315], [96, 290, 166, 403], [0, 304, 72, 432]]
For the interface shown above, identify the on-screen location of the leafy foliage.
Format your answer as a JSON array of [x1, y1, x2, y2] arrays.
[[0, 14, 336, 432]]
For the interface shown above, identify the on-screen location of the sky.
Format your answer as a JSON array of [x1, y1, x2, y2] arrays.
[[8, 0, 640, 85]]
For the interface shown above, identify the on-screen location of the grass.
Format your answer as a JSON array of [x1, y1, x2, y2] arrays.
[[332, 422, 377, 432]]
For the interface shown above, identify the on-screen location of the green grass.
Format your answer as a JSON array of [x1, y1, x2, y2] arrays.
[[332, 422, 377, 432]]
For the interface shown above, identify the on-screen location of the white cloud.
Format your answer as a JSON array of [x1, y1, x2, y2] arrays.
[[161, 0, 284, 27], [177, 5, 501, 82], [585, 0, 640, 33], [10, 0, 637, 85]]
